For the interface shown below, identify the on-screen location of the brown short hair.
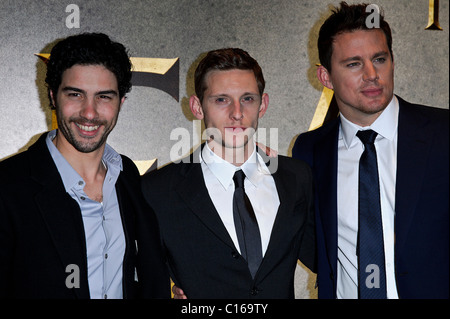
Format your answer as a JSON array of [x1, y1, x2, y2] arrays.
[[194, 48, 265, 103]]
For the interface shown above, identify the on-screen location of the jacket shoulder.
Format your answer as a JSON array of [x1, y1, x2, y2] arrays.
[[292, 118, 339, 161], [0, 132, 51, 182], [397, 95, 447, 120], [120, 154, 140, 176], [273, 155, 314, 190], [141, 160, 186, 192], [0, 150, 29, 172], [295, 118, 339, 145], [276, 154, 311, 173], [0, 148, 35, 185], [397, 96, 449, 136]]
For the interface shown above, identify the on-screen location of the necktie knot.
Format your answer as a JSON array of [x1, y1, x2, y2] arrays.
[[356, 129, 378, 145], [233, 169, 246, 189]]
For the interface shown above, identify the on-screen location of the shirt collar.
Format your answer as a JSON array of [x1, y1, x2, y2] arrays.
[[201, 142, 270, 190], [340, 95, 399, 148], [45, 129, 123, 192]]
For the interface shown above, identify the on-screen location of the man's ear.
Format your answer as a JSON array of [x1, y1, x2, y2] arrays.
[[49, 90, 56, 108], [119, 96, 126, 111], [258, 93, 269, 119], [317, 65, 334, 90], [189, 95, 204, 120]]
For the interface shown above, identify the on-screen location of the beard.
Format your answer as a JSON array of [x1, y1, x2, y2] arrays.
[[55, 107, 117, 153]]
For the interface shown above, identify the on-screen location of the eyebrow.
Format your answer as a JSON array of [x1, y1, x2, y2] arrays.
[[208, 92, 259, 98], [340, 51, 389, 64], [61, 86, 118, 96]]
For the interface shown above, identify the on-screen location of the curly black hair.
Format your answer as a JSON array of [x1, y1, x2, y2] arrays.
[[45, 32, 132, 109]]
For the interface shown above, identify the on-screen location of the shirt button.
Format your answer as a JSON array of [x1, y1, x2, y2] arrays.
[[78, 181, 84, 186], [104, 294, 107, 299], [105, 253, 108, 259], [80, 196, 86, 201]]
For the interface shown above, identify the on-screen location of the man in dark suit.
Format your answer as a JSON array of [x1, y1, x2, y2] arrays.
[[292, 2, 448, 299], [0, 33, 169, 299], [141, 48, 316, 298]]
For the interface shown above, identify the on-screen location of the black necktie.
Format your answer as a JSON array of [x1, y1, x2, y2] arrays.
[[232, 169, 262, 278], [356, 129, 387, 299]]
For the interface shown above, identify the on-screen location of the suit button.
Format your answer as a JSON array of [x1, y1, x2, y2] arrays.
[[250, 288, 259, 296], [231, 251, 239, 259]]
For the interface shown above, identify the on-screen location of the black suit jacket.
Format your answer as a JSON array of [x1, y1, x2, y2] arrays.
[[141, 147, 316, 299], [292, 96, 449, 299], [0, 132, 170, 299]]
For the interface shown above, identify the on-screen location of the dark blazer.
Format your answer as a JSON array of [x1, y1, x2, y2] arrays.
[[141, 147, 316, 299], [292, 96, 449, 299], [0, 132, 170, 299]]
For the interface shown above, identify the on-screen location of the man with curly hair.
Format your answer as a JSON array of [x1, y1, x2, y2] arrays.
[[0, 33, 169, 299]]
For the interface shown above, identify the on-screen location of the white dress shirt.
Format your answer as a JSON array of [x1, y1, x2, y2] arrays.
[[199, 142, 280, 256], [336, 96, 400, 299]]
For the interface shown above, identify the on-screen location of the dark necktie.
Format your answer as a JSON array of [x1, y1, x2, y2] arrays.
[[232, 169, 262, 278], [356, 129, 387, 299]]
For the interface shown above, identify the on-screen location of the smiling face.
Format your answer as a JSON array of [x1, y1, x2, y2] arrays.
[[51, 64, 125, 154], [317, 29, 395, 126], [190, 69, 268, 159]]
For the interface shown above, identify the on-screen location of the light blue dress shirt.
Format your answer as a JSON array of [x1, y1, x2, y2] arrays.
[[46, 129, 126, 299]]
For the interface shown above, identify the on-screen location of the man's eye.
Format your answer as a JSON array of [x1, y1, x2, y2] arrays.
[[242, 96, 255, 102], [216, 97, 227, 103], [99, 95, 112, 100], [374, 57, 386, 64], [347, 62, 360, 68], [67, 92, 83, 99]]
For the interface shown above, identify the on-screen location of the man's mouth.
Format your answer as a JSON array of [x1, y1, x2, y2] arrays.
[[361, 87, 383, 97], [225, 127, 246, 133], [75, 123, 100, 134]]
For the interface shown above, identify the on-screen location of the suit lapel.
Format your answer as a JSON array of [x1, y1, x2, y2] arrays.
[[34, 188, 89, 299], [115, 172, 135, 256], [115, 172, 137, 298], [395, 98, 433, 250], [314, 119, 339, 277], [30, 134, 90, 298], [256, 158, 297, 280], [175, 160, 238, 251]]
